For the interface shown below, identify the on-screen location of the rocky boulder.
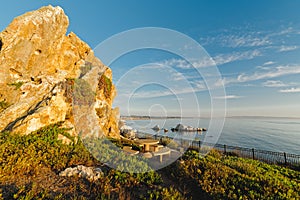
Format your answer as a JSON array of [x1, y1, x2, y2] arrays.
[[59, 165, 103, 182], [0, 5, 119, 140]]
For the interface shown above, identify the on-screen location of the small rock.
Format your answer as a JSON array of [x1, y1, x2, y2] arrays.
[[152, 125, 160, 131], [59, 165, 103, 182]]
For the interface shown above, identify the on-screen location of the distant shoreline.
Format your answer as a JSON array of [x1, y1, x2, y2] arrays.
[[120, 115, 300, 120], [120, 116, 185, 120]]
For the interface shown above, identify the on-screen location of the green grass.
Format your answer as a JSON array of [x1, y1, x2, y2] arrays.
[[167, 149, 300, 199]]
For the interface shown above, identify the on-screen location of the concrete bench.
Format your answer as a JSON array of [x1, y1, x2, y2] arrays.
[[150, 144, 164, 152], [152, 147, 171, 162], [123, 146, 139, 156]]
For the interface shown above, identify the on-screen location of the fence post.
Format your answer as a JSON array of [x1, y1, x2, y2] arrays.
[[224, 144, 227, 154], [181, 138, 183, 148], [284, 152, 287, 165], [252, 148, 255, 159]]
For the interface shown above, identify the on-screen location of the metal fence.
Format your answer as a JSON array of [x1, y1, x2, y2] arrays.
[[188, 140, 300, 169], [149, 132, 300, 170]]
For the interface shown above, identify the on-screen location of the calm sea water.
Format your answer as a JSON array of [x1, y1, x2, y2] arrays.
[[126, 117, 300, 155]]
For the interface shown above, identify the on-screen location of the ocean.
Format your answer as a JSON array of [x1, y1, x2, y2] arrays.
[[126, 117, 300, 155]]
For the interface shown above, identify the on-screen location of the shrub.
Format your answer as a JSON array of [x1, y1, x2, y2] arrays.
[[143, 186, 187, 200]]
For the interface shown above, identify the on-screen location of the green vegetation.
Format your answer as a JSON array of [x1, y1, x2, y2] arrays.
[[165, 149, 300, 199], [0, 124, 299, 199], [142, 187, 187, 200], [0, 100, 9, 111], [98, 74, 112, 99], [82, 137, 161, 174], [0, 124, 181, 199], [73, 79, 95, 106], [7, 81, 24, 90]]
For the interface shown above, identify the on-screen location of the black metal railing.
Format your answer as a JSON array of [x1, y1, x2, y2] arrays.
[[189, 140, 300, 169], [151, 134, 300, 170]]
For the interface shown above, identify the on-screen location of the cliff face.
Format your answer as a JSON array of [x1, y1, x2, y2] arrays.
[[0, 5, 119, 140]]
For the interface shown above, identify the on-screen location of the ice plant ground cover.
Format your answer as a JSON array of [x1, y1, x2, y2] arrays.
[[0, 124, 299, 199]]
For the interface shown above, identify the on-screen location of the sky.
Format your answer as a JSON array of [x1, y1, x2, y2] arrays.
[[1, 1, 300, 117]]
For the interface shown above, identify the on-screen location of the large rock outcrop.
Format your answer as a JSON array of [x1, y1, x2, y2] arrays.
[[0, 5, 119, 139]]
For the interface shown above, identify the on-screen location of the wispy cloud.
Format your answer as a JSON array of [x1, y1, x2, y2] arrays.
[[213, 50, 261, 65], [278, 45, 298, 52], [191, 80, 206, 90], [236, 65, 300, 83], [214, 95, 243, 100], [161, 57, 214, 69], [130, 85, 206, 99], [218, 65, 300, 87], [171, 72, 186, 81], [160, 49, 261, 69], [201, 32, 272, 48], [256, 61, 276, 70], [263, 80, 288, 87], [220, 35, 271, 48], [272, 27, 294, 36], [263, 61, 276, 66], [279, 87, 300, 93], [201, 26, 300, 56]]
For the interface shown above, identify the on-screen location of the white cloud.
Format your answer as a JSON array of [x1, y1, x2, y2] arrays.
[[201, 32, 272, 48], [263, 80, 288, 87], [279, 87, 300, 93], [219, 65, 300, 87], [275, 27, 294, 36], [214, 95, 243, 100], [171, 72, 186, 81], [235, 65, 300, 83], [256, 66, 271, 70], [160, 49, 261, 69], [213, 50, 261, 66], [191, 80, 206, 90], [214, 78, 227, 88], [130, 86, 205, 99], [201, 26, 300, 55], [263, 61, 276, 66], [221, 35, 271, 48], [278, 46, 298, 52], [161, 58, 190, 69]]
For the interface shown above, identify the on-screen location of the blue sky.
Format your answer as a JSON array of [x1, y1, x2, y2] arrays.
[[1, 1, 300, 117]]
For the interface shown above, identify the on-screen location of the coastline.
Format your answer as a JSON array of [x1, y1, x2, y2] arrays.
[[121, 116, 186, 120], [121, 115, 300, 120]]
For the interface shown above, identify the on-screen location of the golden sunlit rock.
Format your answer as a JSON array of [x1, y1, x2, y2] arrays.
[[0, 5, 119, 140]]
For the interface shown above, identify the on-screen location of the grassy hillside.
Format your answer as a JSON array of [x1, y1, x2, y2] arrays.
[[0, 124, 299, 199], [164, 150, 300, 199]]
